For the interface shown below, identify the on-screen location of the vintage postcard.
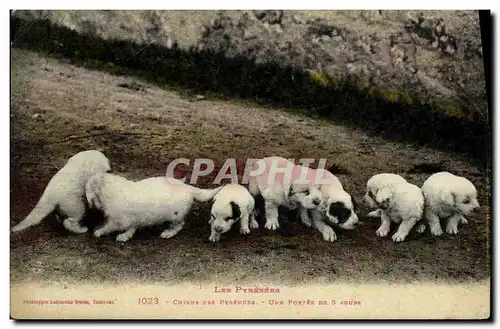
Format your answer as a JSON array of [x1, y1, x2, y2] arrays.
[[9, 9, 491, 320]]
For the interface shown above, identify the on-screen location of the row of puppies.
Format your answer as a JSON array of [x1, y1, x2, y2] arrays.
[[10, 152, 357, 243], [249, 158, 480, 243], [11, 151, 480, 243], [11, 150, 222, 242], [364, 172, 480, 242]]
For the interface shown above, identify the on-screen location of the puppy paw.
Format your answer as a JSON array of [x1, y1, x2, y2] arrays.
[[416, 224, 426, 234], [63, 220, 88, 234], [160, 230, 176, 239], [376, 226, 389, 237], [209, 233, 220, 242], [392, 232, 407, 243], [430, 225, 443, 236], [446, 225, 459, 235], [460, 217, 468, 225], [264, 220, 279, 230], [116, 233, 131, 242], [93, 230, 103, 238], [250, 219, 259, 229], [322, 227, 337, 242], [367, 210, 381, 219], [73, 226, 88, 234], [301, 216, 312, 227], [240, 226, 251, 235]]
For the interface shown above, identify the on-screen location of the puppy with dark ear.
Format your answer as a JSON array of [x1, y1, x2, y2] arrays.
[[209, 184, 257, 243], [298, 168, 359, 243], [421, 172, 479, 236], [374, 182, 425, 242]]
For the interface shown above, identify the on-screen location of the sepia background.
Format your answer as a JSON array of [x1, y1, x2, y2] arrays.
[[10, 10, 490, 298]]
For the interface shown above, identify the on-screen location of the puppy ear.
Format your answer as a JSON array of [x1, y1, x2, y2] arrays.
[[350, 194, 358, 211], [378, 198, 390, 210], [443, 191, 455, 206], [286, 185, 294, 198], [367, 189, 375, 199], [375, 188, 391, 210], [230, 201, 241, 219], [328, 202, 337, 217], [328, 201, 351, 223]]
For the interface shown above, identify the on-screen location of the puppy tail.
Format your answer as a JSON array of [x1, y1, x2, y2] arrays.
[[192, 186, 223, 203], [85, 173, 105, 210], [11, 193, 55, 232]]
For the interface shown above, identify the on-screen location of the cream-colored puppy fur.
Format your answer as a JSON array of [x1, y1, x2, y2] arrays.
[[420, 172, 479, 236], [364, 173, 407, 219], [11, 150, 111, 233], [209, 184, 257, 242], [86, 173, 222, 242], [299, 168, 359, 242], [248, 156, 323, 231], [374, 182, 425, 242]]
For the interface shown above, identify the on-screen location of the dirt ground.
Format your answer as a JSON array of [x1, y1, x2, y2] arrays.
[[10, 49, 490, 286]]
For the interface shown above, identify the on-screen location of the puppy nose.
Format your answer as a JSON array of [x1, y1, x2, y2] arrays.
[[214, 226, 223, 233], [313, 199, 321, 206]]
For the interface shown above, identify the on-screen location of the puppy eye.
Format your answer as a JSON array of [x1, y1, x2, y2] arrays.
[[463, 199, 470, 204], [303, 190, 310, 196], [225, 217, 232, 221], [368, 191, 374, 198]]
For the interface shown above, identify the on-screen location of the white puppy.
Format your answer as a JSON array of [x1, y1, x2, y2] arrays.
[[420, 172, 480, 236], [208, 184, 257, 242], [248, 156, 323, 231], [373, 182, 425, 242], [11, 150, 111, 233], [299, 168, 359, 242], [364, 173, 407, 219], [86, 173, 222, 242]]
